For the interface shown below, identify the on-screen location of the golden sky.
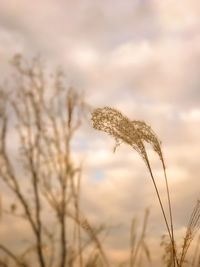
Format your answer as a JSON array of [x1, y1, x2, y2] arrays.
[[0, 0, 200, 265]]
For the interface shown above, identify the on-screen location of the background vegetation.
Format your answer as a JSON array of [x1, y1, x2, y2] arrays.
[[0, 56, 199, 267]]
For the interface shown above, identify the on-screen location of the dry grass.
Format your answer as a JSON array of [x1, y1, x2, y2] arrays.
[[92, 106, 200, 267], [179, 201, 200, 266], [0, 57, 199, 266], [129, 208, 151, 267]]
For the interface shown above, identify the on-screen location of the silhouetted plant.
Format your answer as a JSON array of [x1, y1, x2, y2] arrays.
[[91, 107, 177, 266], [0, 55, 106, 267]]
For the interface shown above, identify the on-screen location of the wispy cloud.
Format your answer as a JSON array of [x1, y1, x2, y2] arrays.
[[0, 0, 200, 264]]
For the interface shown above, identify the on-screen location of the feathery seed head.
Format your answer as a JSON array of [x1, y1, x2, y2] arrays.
[[132, 120, 165, 166], [91, 107, 147, 160], [91, 107, 164, 165]]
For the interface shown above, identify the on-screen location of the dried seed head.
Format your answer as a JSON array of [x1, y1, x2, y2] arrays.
[[91, 107, 147, 161], [91, 107, 165, 167], [132, 120, 165, 167]]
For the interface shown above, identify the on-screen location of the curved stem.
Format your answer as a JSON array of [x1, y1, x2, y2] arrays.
[[145, 155, 179, 266], [145, 156, 172, 241], [162, 161, 178, 267]]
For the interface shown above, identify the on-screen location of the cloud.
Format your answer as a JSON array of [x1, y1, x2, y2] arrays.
[[0, 0, 200, 264]]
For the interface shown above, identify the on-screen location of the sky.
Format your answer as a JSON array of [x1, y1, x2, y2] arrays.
[[0, 0, 200, 265]]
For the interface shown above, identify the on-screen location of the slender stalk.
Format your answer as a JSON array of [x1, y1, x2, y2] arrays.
[[131, 209, 149, 266], [145, 157, 172, 240], [162, 162, 176, 267], [60, 181, 67, 267], [145, 156, 179, 267], [129, 218, 137, 267], [75, 172, 83, 267], [192, 235, 200, 267]]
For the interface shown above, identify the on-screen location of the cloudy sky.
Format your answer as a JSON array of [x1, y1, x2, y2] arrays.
[[0, 0, 200, 265]]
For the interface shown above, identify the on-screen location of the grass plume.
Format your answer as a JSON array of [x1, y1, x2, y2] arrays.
[[91, 107, 177, 266], [179, 200, 200, 266]]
